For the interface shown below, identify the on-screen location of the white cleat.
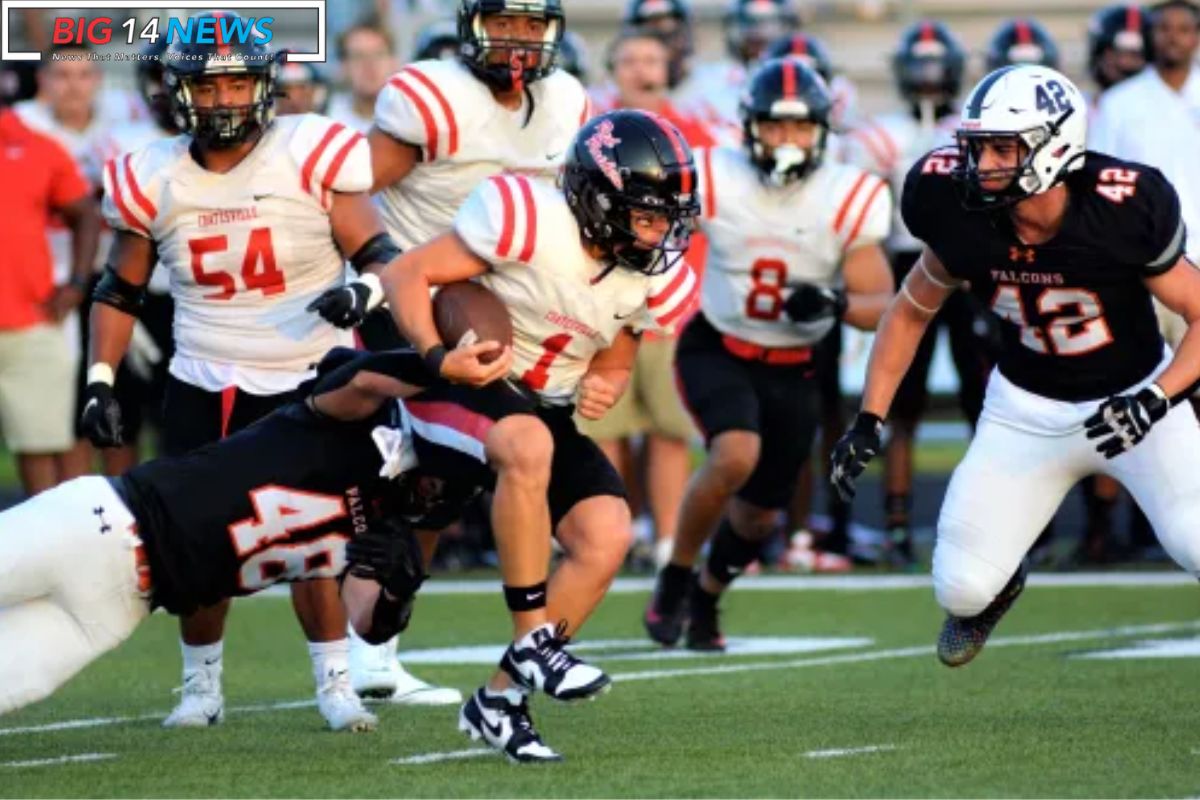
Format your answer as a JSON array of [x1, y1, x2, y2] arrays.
[[389, 663, 463, 706], [318, 668, 378, 732], [350, 636, 399, 699], [163, 668, 224, 728]]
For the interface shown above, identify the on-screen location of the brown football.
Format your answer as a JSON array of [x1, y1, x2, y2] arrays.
[[432, 281, 513, 365]]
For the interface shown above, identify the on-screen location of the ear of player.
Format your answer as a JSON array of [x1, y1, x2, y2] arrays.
[[830, 412, 884, 501], [1084, 383, 1170, 459]]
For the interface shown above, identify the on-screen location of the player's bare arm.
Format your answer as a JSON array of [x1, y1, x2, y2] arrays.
[[839, 242, 896, 331], [47, 195, 101, 321], [378, 232, 512, 386], [1143, 257, 1200, 399], [368, 126, 421, 194], [577, 329, 639, 420]]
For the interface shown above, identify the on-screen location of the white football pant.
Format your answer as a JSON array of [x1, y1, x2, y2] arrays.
[[935, 366, 1200, 617], [0, 477, 149, 715]]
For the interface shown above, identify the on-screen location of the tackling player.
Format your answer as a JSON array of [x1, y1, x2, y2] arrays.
[[379, 109, 702, 762], [830, 65, 1200, 668], [643, 59, 893, 651], [82, 15, 391, 731]]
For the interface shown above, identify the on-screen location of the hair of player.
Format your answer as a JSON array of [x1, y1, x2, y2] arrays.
[[1151, 0, 1200, 25], [605, 25, 671, 75], [336, 16, 397, 62]]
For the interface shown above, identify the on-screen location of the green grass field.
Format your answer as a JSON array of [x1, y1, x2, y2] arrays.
[[1, 578, 1198, 798]]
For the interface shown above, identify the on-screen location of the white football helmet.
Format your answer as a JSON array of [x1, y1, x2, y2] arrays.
[[954, 64, 1086, 208]]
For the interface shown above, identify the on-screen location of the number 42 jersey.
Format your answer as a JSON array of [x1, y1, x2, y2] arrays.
[[903, 149, 1186, 401], [101, 114, 368, 380]]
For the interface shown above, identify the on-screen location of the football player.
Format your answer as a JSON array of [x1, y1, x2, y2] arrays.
[[985, 18, 1061, 71], [643, 59, 893, 650], [1087, 4, 1152, 97], [311, 0, 587, 703], [378, 109, 702, 762], [842, 20, 988, 565], [830, 65, 1200, 668], [761, 32, 859, 129], [81, 14, 393, 731], [275, 50, 331, 116], [411, 18, 461, 62], [0, 348, 484, 722]]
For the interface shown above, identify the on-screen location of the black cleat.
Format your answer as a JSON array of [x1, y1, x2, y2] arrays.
[[643, 565, 692, 646], [937, 564, 1027, 668], [685, 584, 726, 652], [458, 687, 563, 764]]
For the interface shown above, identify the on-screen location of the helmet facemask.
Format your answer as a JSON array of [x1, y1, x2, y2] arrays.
[[747, 116, 827, 187], [170, 70, 275, 150], [952, 105, 1078, 210], [570, 181, 699, 277], [461, 5, 563, 93]]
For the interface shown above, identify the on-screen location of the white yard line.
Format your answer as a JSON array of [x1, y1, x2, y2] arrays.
[[0, 752, 116, 769], [3, 619, 1196, 742], [804, 745, 897, 759], [391, 748, 496, 766]]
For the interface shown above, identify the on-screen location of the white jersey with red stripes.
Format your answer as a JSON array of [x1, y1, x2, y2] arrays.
[[841, 110, 957, 253], [374, 59, 589, 250], [673, 61, 746, 146], [694, 146, 890, 348], [101, 114, 367, 389], [454, 174, 699, 405], [108, 120, 175, 294]]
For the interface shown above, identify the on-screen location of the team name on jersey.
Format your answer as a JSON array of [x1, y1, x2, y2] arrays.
[[991, 269, 1066, 285], [198, 207, 260, 228], [544, 310, 602, 342]]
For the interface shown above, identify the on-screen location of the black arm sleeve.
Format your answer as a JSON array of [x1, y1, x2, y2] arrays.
[[306, 347, 439, 398]]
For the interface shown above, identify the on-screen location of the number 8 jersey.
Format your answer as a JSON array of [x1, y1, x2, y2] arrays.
[[101, 114, 369, 386], [694, 145, 891, 347]]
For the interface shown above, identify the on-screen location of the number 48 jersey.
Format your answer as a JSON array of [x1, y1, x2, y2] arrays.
[[101, 114, 368, 379], [903, 148, 1186, 402], [454, 174, 700, 405], [695, 146, 891, 348]]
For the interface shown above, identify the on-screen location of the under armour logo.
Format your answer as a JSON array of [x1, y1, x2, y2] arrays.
[[94, 506, 112, 534], [1009, 246, 1035, 264]]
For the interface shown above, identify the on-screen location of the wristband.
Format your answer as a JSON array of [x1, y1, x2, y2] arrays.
[[356, 272, 385, 312], [423, 344, 447, 377], [87, 363, 115, 386]]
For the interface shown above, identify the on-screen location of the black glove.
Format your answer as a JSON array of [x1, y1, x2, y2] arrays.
[[306, 277, 379, 328], [783, 284, 847, 323], [1084, 384, 1169, 459], [346, 518, 427, 601], [829, 412, 884, 502], [80, 381, 124, 448]]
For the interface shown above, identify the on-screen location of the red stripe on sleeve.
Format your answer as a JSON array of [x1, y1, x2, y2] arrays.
[[301, 122, 345, 195], [322, 131, 366, 195], [515, 176, 537, 262], [388, 76, 439, 159], [702, 148, 716, 219], [657, 280, 700, 328], [853, 128, 889, 172], [833, 173, 870, 234], [647, 263, 690, 309], [122, 154, 156, 220], [489, 176, 516, 258], [842, 178, 887, 252], [872, 124, 899, 167], [105, 159, 148, 236], [402, 66, 458, 156]]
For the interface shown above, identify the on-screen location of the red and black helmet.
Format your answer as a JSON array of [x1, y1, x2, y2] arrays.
[[985, 18, 1061, 71], [740, 57, 832, 185], [891, 20, 966, 117], [457, 0, 564, 93], [1088, 4, 1151, 89], [563, 109, 700, 276], [724, 0, 800, 65], [761, 32, 834, 83]]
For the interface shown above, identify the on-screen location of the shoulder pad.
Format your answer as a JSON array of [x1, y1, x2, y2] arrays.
[[101, 136, 182, 239], [900, 147, 960, 247], [828, 164, 892, 251], [1084, 156, 1186, 275], [533, 69, 590, 128], [845, 114, 908, 175], [286, 114, 370, 208], [455, 174, 550, 266], [375, 59, 485, 160], [695, 146, 751, 221], [640, 260, 700, 334]]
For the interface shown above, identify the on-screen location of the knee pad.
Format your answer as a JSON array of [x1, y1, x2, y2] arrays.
[[932, 536, 1008, 618], [706, 518, 762, 586]]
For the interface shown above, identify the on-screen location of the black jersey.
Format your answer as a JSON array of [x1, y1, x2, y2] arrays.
[[121, 401, 399, 615], [902, 149, 1185, 401]]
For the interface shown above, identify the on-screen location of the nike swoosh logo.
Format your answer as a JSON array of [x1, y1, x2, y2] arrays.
[[613, 310, 638, 321], [526, 591, 544, 602], [546, 151, 563, 161], [482, 716, 505, 740]]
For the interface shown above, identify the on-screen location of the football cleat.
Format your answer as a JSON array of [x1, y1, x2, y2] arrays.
[[643, 565, 692, 646], [458, 687, 563, 764], [389, 663, 463, 706], [317, 667, 378, 732], [937, 564, 1028, 668], [685, 587, 727, 652], [500, 621, 611, 702], [349, 635, 398, 699], [163, 668, 224, 728]]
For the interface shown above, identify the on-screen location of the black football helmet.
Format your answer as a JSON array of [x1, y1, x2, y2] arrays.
[[1088, 4, 1151, 89], [985, 18, 1060, 71], [891, 20, 965, 118], [275, 49, 330, 114], [135, 38, 179, 132], [761, 32, 833, 83], [563, 110, 700, 276], [558, 30, 589, 84], [740, 57, 831, 186], [724, 0, 800, 65], [163, 11, 276, 148], [457, 0, 564, 93], [623, 0, 694, 67], [413, 18, 460, 62]]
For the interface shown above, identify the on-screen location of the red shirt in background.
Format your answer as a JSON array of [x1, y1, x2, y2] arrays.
[[0, 108, 91, 330]]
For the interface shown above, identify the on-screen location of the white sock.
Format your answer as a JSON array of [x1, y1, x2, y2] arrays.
[[180, 640, 223, 677], [654, 537, 675, 571], [483, 684, 526, 705], [308, 638, 350, 689]]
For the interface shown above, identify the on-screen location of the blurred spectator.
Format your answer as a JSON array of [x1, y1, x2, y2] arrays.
[[621, 0, 695, 90], [328, 19, 399, 132], [580, 29, 714, 569], [0, 70, 99, 494]]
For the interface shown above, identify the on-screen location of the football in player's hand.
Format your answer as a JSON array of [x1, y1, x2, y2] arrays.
[[432, 281, 512, 365]]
